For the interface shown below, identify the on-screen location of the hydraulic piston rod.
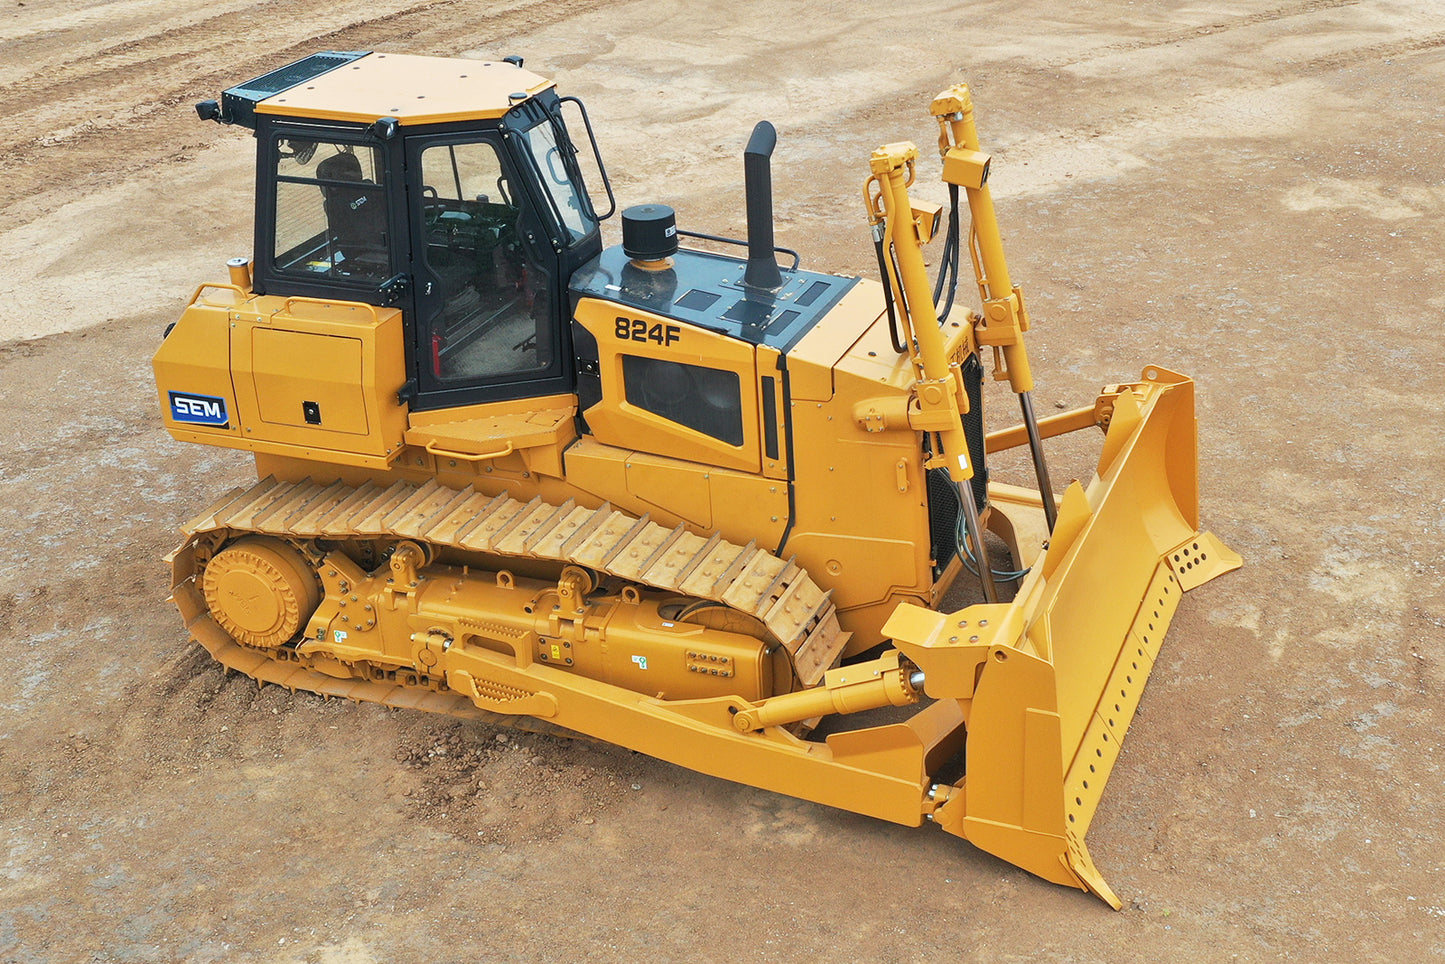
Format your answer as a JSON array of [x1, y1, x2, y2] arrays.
[[731, 651, 922, 731], [933, 86, 1058, 532]]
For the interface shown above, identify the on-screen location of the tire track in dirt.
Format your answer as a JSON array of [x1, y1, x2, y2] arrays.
[[1037, 0, 1361, 70], [1, 0, 461, 110], [0, 0, 489, 147], [0, 0, 261, 86], [0, 0, 614, 218], [979, 0, 1445, 198], [1304, 28, 1445, 70], [743, 0, 1429, 216]]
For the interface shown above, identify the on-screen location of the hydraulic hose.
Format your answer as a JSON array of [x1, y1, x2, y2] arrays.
[[933, 184, 962, 322], [873, 234, 909, 355]]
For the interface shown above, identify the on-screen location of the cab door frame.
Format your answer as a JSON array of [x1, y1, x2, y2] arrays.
[[401, 102, 602, 414], [401, 125, 571, 412]]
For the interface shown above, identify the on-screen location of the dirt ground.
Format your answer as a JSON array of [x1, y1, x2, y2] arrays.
[[2, 0, 1442, 960]]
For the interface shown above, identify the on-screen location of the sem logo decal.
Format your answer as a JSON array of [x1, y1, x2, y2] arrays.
[[169, 391, 229, 427]]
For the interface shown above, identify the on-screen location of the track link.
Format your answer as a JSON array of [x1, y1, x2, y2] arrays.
[[168, 476, 851, 719]]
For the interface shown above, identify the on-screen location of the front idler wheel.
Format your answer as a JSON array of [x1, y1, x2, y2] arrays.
[[201, 536, 321, 648]]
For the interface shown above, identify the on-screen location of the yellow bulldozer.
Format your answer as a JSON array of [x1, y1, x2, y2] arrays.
[[154, 51, 1238, 906]]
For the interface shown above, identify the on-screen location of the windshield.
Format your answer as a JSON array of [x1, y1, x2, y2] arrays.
[[516, 117, 595, 242]]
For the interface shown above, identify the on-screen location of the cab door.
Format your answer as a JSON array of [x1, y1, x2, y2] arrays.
[[403, 132, 568, 411]]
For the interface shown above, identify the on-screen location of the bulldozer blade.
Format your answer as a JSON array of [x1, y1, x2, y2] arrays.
[[889, 367, 1239, 906]]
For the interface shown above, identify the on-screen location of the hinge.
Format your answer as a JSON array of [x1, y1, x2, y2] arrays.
[[378, 274, 410, 305]]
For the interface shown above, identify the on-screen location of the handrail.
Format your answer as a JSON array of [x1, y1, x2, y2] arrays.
[[189, 283, 249, 308], [277, 295, 381, 324], [423, 440, 515, 463], [674, 229, 801, 271]]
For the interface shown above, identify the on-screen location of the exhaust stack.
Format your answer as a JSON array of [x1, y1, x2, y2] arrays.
[[743, 121, 783, 291]]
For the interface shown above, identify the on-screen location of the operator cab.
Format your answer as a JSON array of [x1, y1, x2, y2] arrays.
[[203, 50, 609, 412]]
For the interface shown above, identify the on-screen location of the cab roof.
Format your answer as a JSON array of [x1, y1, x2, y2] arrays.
[[223, 51, 555, 128]]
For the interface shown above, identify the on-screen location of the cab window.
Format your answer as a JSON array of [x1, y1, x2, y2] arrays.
[[418, 140, 551, 383], [272, 139, 391, 283], [515, 118, 596, 242]]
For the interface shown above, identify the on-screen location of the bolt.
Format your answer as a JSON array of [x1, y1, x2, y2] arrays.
[[970, 635, 979, 642], [979, 618, 989, 627]]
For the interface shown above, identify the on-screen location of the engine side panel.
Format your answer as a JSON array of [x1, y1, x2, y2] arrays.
[[783, 280, 935, 650], [572, 296, 763, 473]]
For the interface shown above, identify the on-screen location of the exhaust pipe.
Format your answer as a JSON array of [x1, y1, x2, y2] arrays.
[[743, 121, 783, 291]]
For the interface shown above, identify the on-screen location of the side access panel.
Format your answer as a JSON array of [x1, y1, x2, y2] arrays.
[[154, 286, 409, 469]]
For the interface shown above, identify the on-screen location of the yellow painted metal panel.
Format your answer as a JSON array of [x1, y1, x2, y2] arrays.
[[624, 453, 713, 529], [153, 300, 243, 442], [562, 437, 787, 551], [223, 294, 408, 465], [708, 471, 788, 549], [755, 344, 790, 481], [407, 409, 572, 454], [252, 328, 368, 434], [256, 53, 555, 126], [782, 349, 930, 652], [786, 278, 888, 401], [574, 298, 761, 473]]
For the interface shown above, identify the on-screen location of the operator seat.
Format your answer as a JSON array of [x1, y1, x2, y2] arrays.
[[316, 151, 388, 276]]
